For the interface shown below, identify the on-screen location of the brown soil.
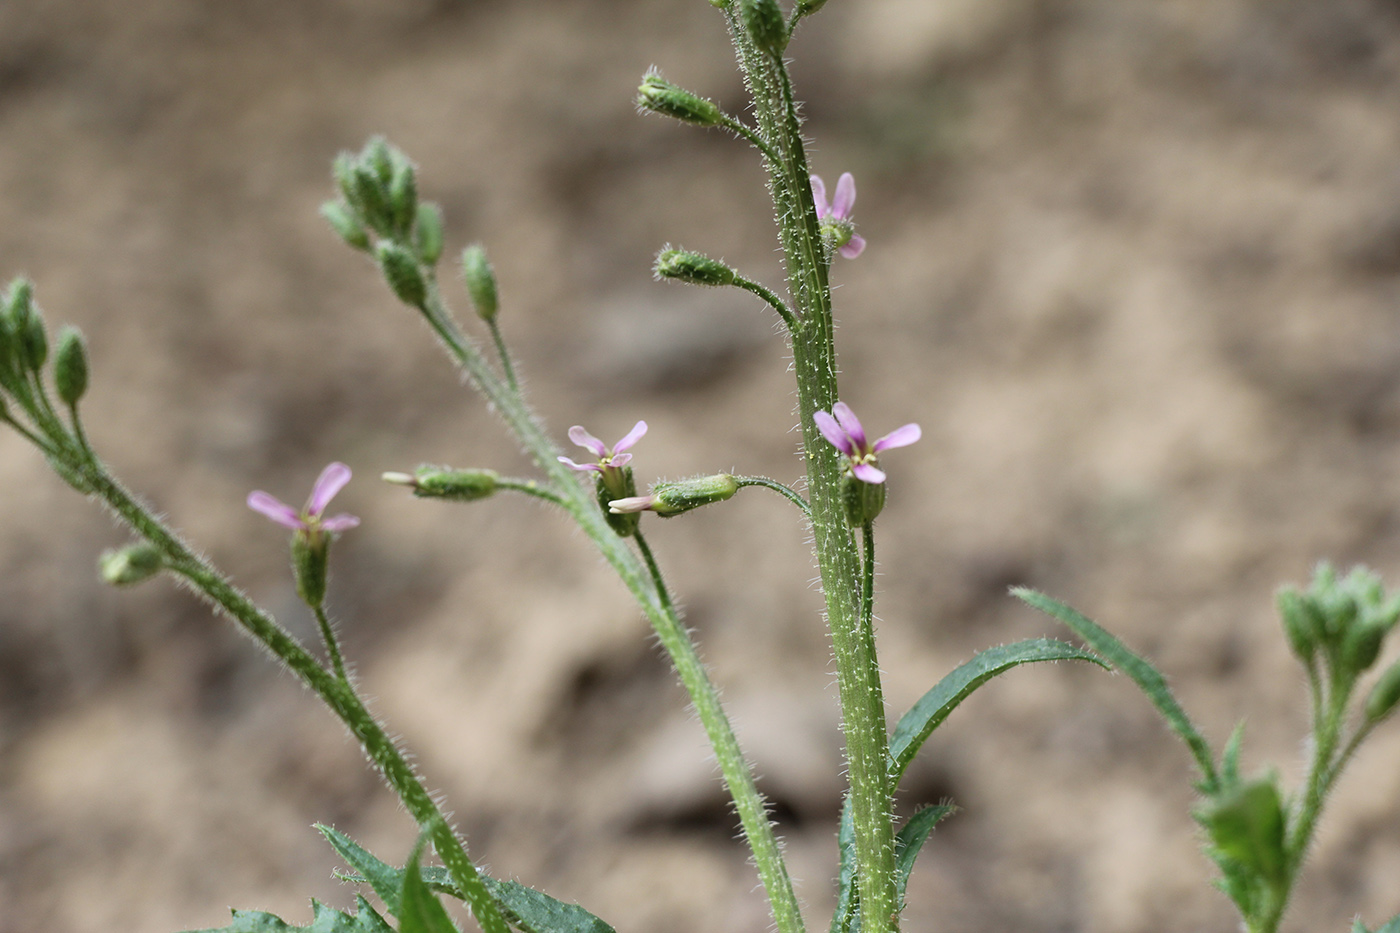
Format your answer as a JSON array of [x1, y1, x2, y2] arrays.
[[3, 1, 1400, 931]]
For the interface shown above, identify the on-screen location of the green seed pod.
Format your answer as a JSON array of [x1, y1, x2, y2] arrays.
[[654, 248, 737, 287], [376, 241, 427, 309], [291, 530, 330, 608], [637, 71, 724, 127], [741, 0, 787, 56], [320, 199, 371, 251], [413, 202, 445, 266], [99, 542, 164, 586], [1277, 588, 1320, 664], [842, 471, 887, 525], [1365, 661, 1400, 723], [394, 466, 499, 501], [460, 244, 500, 321], [53, 326, 89, 406]]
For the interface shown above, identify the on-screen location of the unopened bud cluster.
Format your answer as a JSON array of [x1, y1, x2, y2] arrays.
[[1, 278, 92, 426]]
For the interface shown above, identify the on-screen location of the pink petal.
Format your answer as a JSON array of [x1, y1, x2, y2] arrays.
[[319, 513, 361, 532], [810, 174, 829, 217], [568, 425, 608, 458], [851, 462, 887, 484], [813, 410, 856, 456], [831, 402, 868, 451], [307, 462, 352, 517], [610, 452, 632, 468], [608, 495, 654, 514], [558, 456, 603, 474], [247, 491, 305, 530], [839, 234, 866, 259], [832, 172, 857, 219], [873, 423, 921, 452], [613, 420, 648, 455]]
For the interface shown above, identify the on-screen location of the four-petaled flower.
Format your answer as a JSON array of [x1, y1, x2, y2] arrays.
[[814, 402, 920, 484], [811, 172, 866, 259], [248, 462, 361, 534], [558, 421, 648, 481]]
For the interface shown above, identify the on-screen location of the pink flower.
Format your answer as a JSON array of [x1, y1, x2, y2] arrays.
[[248, 462, 361, 533], [814, 402, 920, 484], [558, 421, 647, 478], [811, 172, 866, 259]]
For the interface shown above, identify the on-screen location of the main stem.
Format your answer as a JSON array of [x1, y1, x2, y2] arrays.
[[724, 12, 899, 933]]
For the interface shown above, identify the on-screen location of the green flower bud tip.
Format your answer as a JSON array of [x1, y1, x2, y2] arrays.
[[741, 0, 787, 55], [794, 0, 828, 17], [1343, 619, 1387, 674], [460, 244, 499, 320], [1365, 661, 1400, 723], [637, 70, 724, 127], [413, 202, 444, 266], [3, 277, 34, 327], [21, 302, 47, 371], [321, 200, 371, 251], [363, 136, 396, 186], [53, 326, 89, 406], [100, 542, 164, 586], [376, 241, 427, 308], [388, 158, 418, 234], [385, 466, 499, 502], [611, 473, 740, 518], [654, 247, 736, 287], [1277, 588, 1319, 662]]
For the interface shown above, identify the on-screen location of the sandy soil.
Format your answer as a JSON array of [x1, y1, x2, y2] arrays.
[[3, 1, 1400, 931]]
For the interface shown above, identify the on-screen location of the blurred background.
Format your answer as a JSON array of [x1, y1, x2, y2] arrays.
[[3, 0, 1400, 930]]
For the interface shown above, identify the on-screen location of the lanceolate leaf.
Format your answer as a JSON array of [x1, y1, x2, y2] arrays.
[[319, 825, 403, 913], [1012, 588, 1220, 793], [185, 896, 393, 933], [828, 803, 859, 933], [888, 638, 1108, 783], [399, 842, 460, 933], [894, 804, 956, 909]]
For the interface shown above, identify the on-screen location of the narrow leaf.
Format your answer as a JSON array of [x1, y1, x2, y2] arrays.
[[399, 842, 460, 933], [894, 804, 956, 909], [828, 802, 859, 933], [318, 824, 403, 915], [1012, 588, 1220, 792], [185, 896, 393, 933], [888, 638, 1108, 783]]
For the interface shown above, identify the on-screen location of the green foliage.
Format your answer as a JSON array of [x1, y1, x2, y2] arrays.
[[399, 843, 460, 933], [185, 897, 393, 933]]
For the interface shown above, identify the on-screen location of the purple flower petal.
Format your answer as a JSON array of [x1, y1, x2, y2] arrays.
[[851, 462, 887, 484], [832, 172, 857, 220], [319, 513, 361, 532], [558, 456, 603, 474], [608, 495, 654, 514], [839, 234, 866, 260], [613, 420, 648, 455], [568, 425, 608, 458], [814, 410, 856, 456], [872, 422, 921, 452], [810, 174, 829, 218], [609, 452, 632, 468], [831, 402, 868, 451], [248, 491, 305, 530], [306, 462, 352, 517]]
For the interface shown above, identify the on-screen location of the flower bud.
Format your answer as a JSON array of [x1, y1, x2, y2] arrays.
[[387, 466, 499, 502], [3, 278, 34, 331], [20, 303, 47, 372], [1277, 588, 1321, 664], [612, 473, 740, 518], [740, 0, 787, 56], [363, 136, 395, 186], [414, 202, 445, 266], [292, 530, 330, 608], [637, 71, 724, 127], [842, 471, 887, 525], [100, 542, 164, 586], [1342, 618, 1387, 674], [793, 0, 829, 17], [461, 244, 499, 321], [376, 241, 427, 309], [388, 158, 418, 235], [1365, 661, 1400, 723], [321, 199, 371, 251], [654, 248, 736, 287], [350, 163, 393, 236], [53, 326, 89, 406]]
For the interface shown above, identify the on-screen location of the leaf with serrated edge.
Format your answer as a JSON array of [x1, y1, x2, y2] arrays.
[[1012, 588, 1220, 793], [319, 824, 403, 915], [888, 637, 1108, 784], [184, 896, 393, 933], [399, 842, 460, 933]]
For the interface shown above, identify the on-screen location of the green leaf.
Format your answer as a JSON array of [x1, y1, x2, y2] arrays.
[[1364, 915, 1400, 933], [399, 841, 460, 933], [1012, 588, 1220, 792], [318, 824, 403, 914], [1197, 777, 1287, 888], [323, 825, 617, 933], [828, 803, 859, 933], [185, 896, 393, 933], [888, 637, 1109, 783], [894, 804, 956, 910]]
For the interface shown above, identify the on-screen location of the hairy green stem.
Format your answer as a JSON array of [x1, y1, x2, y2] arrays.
[[734, 475, 810, 517], [485, 317, 520, 394], [313, 602, 350, 683]]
